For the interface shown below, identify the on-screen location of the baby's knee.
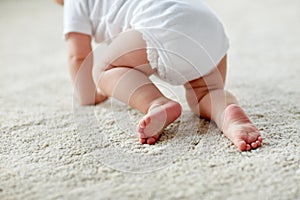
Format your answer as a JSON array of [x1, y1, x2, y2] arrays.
[[185, 86, 207, 114], [184, 76, 224, 113], [184, 78, 209, 101]]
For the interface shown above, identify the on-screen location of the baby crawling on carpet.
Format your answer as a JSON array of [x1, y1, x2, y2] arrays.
[[56, 0, 262, 151]]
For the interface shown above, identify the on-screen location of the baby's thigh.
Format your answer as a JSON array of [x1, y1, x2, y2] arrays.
[[102, 30, 152, 70], [93, 29, 155, 83]]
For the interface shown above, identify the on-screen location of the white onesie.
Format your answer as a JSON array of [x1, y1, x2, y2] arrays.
[[64, 0, 229, 85]]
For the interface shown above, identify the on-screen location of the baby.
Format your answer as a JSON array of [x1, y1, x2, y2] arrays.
[[56, 0, 262, 151]]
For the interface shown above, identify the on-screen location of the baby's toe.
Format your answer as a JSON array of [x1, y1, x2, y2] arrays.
[[146, 137, 156, 145], [258, 136, 263, 142], [246, 144, 251, 151], [251, 141, 258, 149], [237, 140, 247, 151], [255, 140, 261, 147], [143, 116, 151, 126], [138, 126, 144, 134], [140, 138, 146, 144], [139, 120, 147, 129], [146, 134, 160, 145]]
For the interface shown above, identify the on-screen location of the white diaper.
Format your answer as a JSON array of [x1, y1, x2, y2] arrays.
[[131, 0, 229, 85], [64, 0, 229, 85]]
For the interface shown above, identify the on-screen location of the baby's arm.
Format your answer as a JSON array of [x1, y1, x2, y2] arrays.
[[67, 32, 106, 105]]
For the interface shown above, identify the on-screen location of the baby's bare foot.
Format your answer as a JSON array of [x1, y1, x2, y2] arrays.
[[222, 104, 263, 151], [138, 100, 181, 145]]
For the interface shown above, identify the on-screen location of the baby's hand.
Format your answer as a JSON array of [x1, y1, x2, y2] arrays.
[[95, 91, 108, 105]]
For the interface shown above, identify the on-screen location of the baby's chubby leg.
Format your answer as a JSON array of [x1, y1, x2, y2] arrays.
[[185, 56, 262, 151], [94, 30, 181, 144]]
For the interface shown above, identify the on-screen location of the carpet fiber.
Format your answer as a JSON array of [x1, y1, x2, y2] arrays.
[[0, 0, 299, 199]]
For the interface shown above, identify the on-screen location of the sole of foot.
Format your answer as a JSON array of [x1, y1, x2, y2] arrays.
[[138, 100, 182, 145], [222, 104, 263, 151]]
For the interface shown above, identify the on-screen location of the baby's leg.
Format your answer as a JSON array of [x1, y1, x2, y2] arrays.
[[96, 30, 181, 144], [184, 56, 262, 151]]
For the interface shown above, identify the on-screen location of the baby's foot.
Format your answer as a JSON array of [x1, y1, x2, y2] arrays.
[[138, 100, 182, 145], [222, 104, 263, 151]]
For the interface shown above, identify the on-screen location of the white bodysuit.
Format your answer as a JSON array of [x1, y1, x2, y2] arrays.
[[64, 0, 229, 85]]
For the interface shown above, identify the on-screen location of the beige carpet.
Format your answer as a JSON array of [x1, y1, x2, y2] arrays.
[[1, 0, 299, 199]]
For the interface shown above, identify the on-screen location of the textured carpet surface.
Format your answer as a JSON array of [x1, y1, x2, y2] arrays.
[[0, 0, 299, 199]]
